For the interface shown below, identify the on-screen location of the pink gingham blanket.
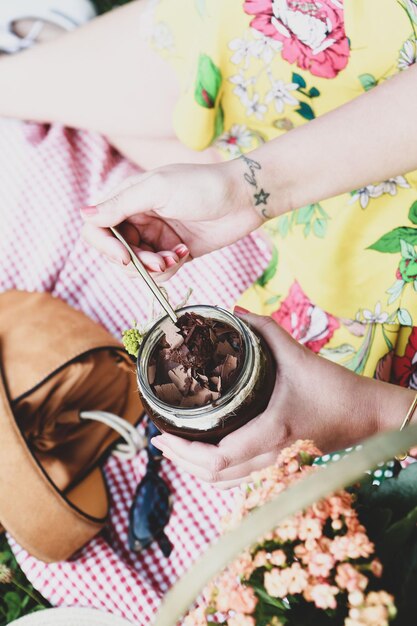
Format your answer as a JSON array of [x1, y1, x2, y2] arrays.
[[0, 119, 270, 623]]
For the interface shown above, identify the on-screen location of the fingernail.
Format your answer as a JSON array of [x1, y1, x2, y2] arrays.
[[80, 205, 98, 215], [149, 263, 165, 273], [165, 256, 178, 268], [173, 244, 189, 258], [234, 306, 249, 316]]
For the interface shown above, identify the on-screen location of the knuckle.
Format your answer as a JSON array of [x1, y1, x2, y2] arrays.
[[206, 454, 230, 482]]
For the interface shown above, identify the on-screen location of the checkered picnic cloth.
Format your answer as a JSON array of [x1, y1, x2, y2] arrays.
[[0, 119, 271, 623]]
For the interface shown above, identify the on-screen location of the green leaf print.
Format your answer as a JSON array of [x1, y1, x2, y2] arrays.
[[256, 245, 278, 287], [194, 54, 222, 109], [291, 72, 306, 89], [265, 295, 281, 305], [194, 0, 207, 17], [398, 308, 413, 326], [308, 87, 320, 98], [358, 73, 378, 91], [313, 218, 327, 238], [213, 104, 224, 140], [295, 204, 315, 224], [409, 200, 417, 224], [295, 101, 315, 120], [368, 227, 417, 253], [277, 215, 290, 237]]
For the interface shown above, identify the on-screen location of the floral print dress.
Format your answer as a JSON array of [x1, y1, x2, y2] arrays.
[[149, 0, 417, 392]]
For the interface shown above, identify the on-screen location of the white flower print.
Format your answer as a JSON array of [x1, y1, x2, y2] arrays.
[[398, 38, 417, 70], [361, 302, 389, 324], [350, 185, 384, 209], [245, 94, 268, 119], [229, 37, 252, 66], [229, 71, 255, 105], [265, 76, 299, 113], [381, 176, 410, 195], [151, 22, 174, 50], [215, 124, 254, 156], [271, 0, 336, 55], [248, 29, 283, 64], [350, 176, 410, 208]]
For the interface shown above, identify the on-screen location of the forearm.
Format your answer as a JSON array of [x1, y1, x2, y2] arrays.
[[228, 63, 417, 219]]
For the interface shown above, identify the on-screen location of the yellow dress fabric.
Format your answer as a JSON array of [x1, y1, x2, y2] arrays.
[[150, 0, 417, 386]]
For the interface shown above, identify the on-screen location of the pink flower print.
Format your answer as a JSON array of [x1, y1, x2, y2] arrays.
[[272, 281, 339, 353], [244, 0, 350, 79]]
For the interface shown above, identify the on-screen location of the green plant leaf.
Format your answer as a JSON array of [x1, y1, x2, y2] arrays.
[[308, 86, 320, 98], [368, 226, 417, 253], [194, 54, 222, 109], [256, 246, 278, 287], [408, 200, 417, 224], [291, 72, 306, 89], [379, 505, 417, 562], [313, 218, 327, 238], [295, 101, 315, 120], [359, 463, 417, 520], [4, 591, 22, 622], [398, 307, 413, 326], [253, 585, 287, 610], [358, 73, 377, 91]]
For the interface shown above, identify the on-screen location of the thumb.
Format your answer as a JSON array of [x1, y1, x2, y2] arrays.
[[80, 170, 159, 227], [234, 308, 293, 362]]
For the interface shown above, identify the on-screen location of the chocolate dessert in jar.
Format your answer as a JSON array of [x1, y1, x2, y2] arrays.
[[136, 305, 276, 443]]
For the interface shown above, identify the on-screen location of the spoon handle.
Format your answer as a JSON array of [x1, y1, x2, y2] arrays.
[[110, 226, 178, 324]]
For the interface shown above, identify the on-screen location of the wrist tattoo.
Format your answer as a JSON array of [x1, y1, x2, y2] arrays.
[[239, 154, 271, 219]]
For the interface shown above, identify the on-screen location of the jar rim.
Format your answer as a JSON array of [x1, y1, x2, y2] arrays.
[[136, 305, 255, 418]]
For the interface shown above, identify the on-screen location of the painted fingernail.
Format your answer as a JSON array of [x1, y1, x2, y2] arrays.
[[80, 205, 98, 215], [234, 306, 249, 316], [173, 244, 189, 258]]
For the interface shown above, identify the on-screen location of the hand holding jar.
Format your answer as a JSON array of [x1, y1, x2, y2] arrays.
[[151, 309, 416, 489]]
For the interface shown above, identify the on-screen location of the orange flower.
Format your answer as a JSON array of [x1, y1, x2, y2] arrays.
[[227, 614, 256, 626], [298, 516, 322, 542], [282, 562, 309, 595], [264, 568, 288, 598], [307, 551, 335, 578], [307, 583, 339, 610], [335, 563, 368, 593], [215, 576, 258, 614], [270, 549, 286, 567]]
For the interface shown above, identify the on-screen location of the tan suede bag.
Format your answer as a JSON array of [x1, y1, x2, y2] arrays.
[[0, 290, 144, 562]]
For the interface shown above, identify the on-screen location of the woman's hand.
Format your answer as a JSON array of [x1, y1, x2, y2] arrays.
[[151, 309, 415, 488], [80, 161, 262, 280]]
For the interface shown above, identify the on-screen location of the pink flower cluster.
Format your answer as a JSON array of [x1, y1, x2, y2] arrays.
[[184, 441, 396, 626]]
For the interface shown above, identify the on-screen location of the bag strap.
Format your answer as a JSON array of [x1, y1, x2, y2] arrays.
[[80, 410, 145, 459]]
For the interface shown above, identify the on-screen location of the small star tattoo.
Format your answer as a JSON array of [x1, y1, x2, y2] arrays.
[[254, 188, 270, 206]]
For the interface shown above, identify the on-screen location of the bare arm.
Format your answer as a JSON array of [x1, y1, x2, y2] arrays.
[[227, 63, 417, 220]]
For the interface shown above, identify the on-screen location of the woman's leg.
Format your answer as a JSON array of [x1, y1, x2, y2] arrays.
[[0, 1, 219, 168]]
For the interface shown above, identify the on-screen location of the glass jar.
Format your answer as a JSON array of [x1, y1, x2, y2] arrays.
[[136, 305, 276, 443]]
